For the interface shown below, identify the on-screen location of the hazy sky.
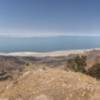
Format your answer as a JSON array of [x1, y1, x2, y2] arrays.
[[0, 0, 100, 37]]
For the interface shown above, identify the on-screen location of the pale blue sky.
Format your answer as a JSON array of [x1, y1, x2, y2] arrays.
[[0, 0, 100, 37]]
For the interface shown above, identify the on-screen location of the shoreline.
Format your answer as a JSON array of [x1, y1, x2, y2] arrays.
[[0, 48, 100, 57]]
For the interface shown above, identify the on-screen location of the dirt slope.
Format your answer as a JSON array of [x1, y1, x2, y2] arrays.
[[0, 69, 99, 100]]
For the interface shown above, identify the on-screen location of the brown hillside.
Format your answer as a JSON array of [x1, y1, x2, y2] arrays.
[[0, 69, 99, 100]]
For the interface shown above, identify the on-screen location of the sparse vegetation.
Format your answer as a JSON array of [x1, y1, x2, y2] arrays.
[[0, 71, 12, 80], [67, 55, 87, 73], [0, 51, 100, 99], [88, 63, 100, 79]]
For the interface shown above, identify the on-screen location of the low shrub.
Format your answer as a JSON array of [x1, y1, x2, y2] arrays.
[[88, 63, 100, 79], [66, 55, 87, 73]]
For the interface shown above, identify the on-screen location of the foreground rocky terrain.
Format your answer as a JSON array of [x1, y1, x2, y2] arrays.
[[0, 49, 100, 100], [0, 69, 100, 100]]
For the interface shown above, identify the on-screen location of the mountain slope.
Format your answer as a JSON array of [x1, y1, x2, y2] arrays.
[[0, 69, 99, 100]]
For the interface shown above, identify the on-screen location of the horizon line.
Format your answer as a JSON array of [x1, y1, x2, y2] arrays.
[[0, 34, 100, 38]]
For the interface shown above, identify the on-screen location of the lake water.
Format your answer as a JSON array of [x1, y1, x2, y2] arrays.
[[0, 36, 100, 52]]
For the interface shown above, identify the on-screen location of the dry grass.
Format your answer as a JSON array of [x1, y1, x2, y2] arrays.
[[0, 68, 99, 100]]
